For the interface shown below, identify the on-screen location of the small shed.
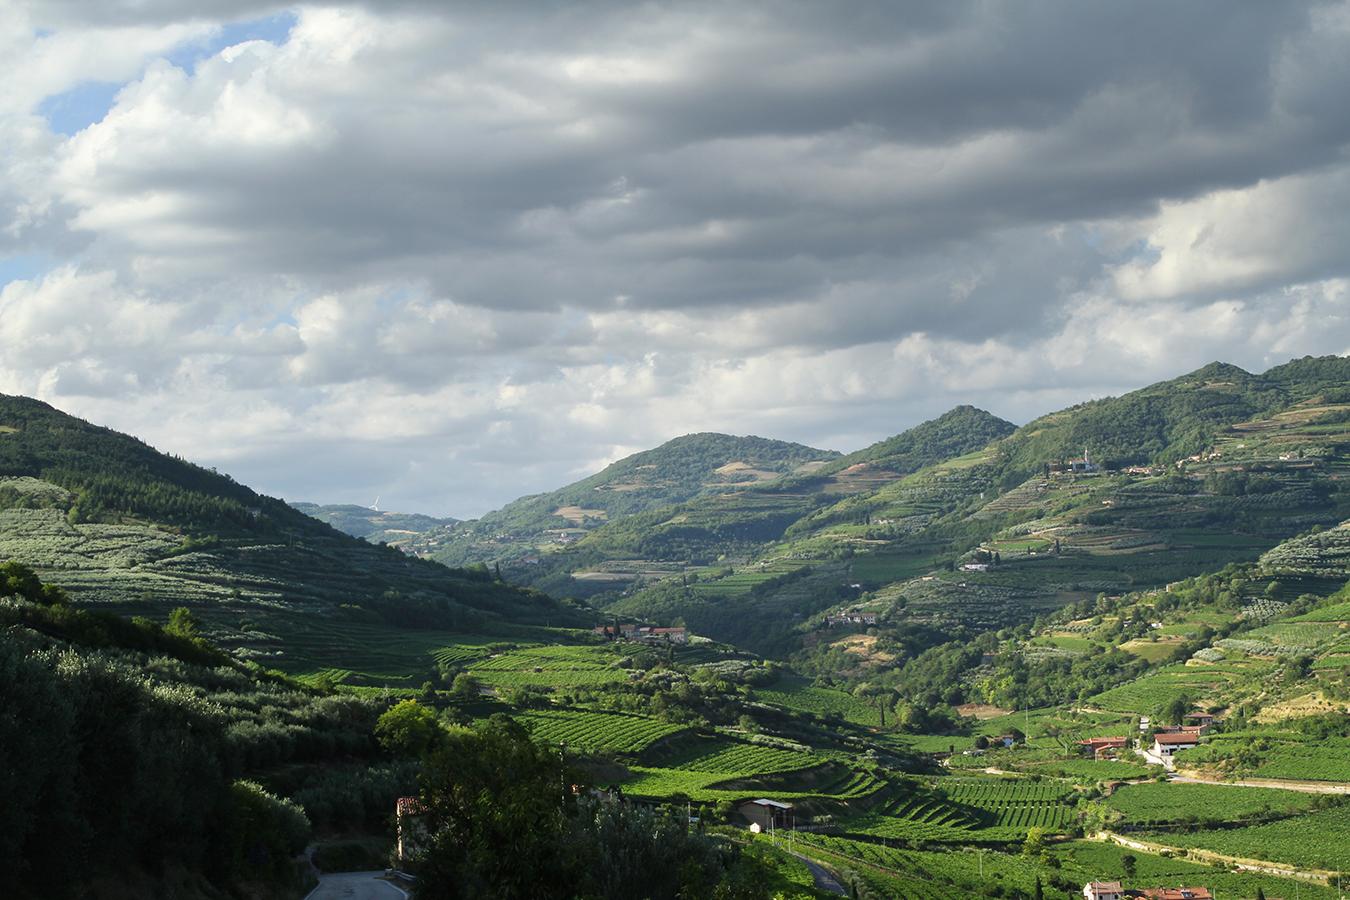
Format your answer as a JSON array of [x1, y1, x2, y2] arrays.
[[737, 798, 794, 832]]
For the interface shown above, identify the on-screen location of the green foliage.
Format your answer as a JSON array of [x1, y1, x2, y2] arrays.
[[223, 780, 312, 883], [375, 699, 443, 757], [412, 715, 763, 899]]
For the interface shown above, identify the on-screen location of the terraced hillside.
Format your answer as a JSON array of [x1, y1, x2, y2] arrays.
[[579, 358, 1350, 663], [424, 432, 840, 566], [0, 395, 581, 672]]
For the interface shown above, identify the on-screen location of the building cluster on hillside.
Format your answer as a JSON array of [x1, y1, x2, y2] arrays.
[[824, 611, 878, 627], [1049, 447, 1100, 475], [1077, 736, 1130, 759], [1084, 883, 1211, 900], [592, 623, 689, 644]]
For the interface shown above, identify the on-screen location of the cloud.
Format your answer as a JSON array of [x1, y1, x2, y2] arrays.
[[2, 1, 1350, 515]]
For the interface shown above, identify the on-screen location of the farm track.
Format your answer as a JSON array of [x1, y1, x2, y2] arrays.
[[1094, 831, 1338, 884], [787, 851, 848, 896], [1171, 771, 1350, 794]]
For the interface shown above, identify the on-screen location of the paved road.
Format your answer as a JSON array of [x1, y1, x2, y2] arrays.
[[305, 871, 408, 900], [789, 851, 847, 896], [1171, 772, 1350, 794]]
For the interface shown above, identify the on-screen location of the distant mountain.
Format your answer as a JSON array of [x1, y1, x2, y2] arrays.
[[0, 395, 579, 671], [426, 432, 839, 565], [291, 502, 457, 545]]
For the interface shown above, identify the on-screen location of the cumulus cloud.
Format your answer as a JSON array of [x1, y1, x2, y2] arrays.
[[2, 0, 1350, 515]]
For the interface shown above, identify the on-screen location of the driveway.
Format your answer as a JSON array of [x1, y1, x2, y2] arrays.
[[305, 871, 409, 900]]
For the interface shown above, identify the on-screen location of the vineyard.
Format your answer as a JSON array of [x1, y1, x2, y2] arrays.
[[787, 832, 1345, 900], [1138, 802, 1350, 870], [1104, 781, 1318, 823], [1087, 663, 1253, 713], [1023, 759, 1152, 780], [467, 645, 631, 688], [654, 735, 822, 775], [752, 677, 880, 726], [1177, 732, 1350, 782], [940, 778, 1075, 835], [515, 708, 687, 754]]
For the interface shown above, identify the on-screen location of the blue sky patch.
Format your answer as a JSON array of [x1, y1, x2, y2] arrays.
[[36, 12, 297, 137]]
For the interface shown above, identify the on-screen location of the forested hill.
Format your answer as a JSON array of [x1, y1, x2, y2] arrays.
[[0, 395, 581, 658], [425, 432, 839, 565], [291, 502, 458, 546], [816, 405, 1016, 476]]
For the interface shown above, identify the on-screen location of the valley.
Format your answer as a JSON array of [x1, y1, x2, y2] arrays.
[[3, 357, 1349, 900]]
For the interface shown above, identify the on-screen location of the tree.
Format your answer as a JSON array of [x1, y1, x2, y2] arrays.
[[166, 606, 200, 639], [450, 672, 481, 700], [1121, 853, 1136, 878], [1021, 827, 1048, 859], [375, 699, 443, 758], [1033, 876, 1044, 900]]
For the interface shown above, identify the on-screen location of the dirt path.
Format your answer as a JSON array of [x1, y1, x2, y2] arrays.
[[1171, 770, 1350, 794], [1094, 831, 1336, 884]]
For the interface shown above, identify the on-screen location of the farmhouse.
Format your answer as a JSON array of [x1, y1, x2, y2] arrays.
[[826, 612, 878, 627], [395, 796, 427, 864], [644, 626, 688, 644], [1152, 732, 1201, 756], [1083, 882, 1125, 900], [1083, 885, 1212, 900], [1183, 712, 1216, 727], [961, 562, 990, 572], [737, 798, 794, 832], [1078, 736, 1129, 759]]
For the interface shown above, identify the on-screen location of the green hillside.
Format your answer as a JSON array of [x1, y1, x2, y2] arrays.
[[425, 432, 840, 566], [291, 502, 458, 546], [511, 358, 1350, 664], [0, 395, 581, 675]]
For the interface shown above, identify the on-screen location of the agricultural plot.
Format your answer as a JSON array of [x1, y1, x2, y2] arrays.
[[1106, 781, 1318, 823], [940, 778, 1074, 835], [1294, 599, 1350, 622], [1177, 732, 1350, 782], [515, 708, 686, 754], [753, 677, 880, 727], [1023, 759, 1151, 781], [1055, 840, 1342, 900], [1087, 664, 1246, 714], [469, 645, 630, 689], [844, 790, 978, 842], [618, 760, 881, 803], [1138, 802, 1350, 870], [655, 736, 822, 775]]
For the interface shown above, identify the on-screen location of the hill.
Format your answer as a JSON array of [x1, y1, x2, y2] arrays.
[[423, 432, 840, 566], [510, 357, 1350, 660], [291, 502, 458, 546], [0, 394, 581, 677]]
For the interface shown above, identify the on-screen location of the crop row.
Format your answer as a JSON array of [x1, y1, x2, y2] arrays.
[[515, 708, 685, 753]]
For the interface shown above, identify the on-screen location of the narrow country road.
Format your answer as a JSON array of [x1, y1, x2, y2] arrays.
[[1171, 771, 1350, 794], [305, 871, 408, 900], [790, 851, 848, 896]]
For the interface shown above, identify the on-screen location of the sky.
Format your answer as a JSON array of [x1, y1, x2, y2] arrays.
[[3, 2, 1350, 518]]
